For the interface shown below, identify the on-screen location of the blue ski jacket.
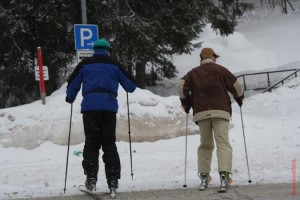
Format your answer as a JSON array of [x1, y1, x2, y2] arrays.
[[66, 52, 136, 113]]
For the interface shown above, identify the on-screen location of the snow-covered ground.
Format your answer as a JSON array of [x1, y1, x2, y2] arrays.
[[0, 6, 300, 200]]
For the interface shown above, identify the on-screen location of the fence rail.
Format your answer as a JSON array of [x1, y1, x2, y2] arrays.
[[261, 68, 300, 93], [236, 68, 299, 91]]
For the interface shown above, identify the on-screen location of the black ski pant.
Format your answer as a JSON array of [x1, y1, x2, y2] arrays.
[[82, 110, 121, 181]]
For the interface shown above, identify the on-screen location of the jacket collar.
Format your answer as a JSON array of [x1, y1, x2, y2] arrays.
[[93, 50, 110, 57], [200, 59, 213, 65]]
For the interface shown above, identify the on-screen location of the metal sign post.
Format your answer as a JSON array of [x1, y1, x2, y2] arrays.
[[81, 0, 87, 24]]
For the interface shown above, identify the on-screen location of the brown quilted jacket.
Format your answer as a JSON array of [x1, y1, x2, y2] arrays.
[[177, 60, 243, 122]]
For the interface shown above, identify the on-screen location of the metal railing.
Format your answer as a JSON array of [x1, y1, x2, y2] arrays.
[[261, 68, 300, 93], [236, 68, 299, 92]]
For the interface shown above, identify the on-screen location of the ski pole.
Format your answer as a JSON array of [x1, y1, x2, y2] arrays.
[[127, 92, 134, 179], [240, 107, 252, 183], [183, 113, 188, 188], [64, 103, 73, 193]]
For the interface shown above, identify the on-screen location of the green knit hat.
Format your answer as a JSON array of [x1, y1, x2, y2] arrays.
[[93, 38, 111, 50]]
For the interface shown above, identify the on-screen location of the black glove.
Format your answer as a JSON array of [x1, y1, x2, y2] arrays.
[[180, 98, 191, 114], [234, 94, 244, 107], [65, 96, 73, 104], [182, 104, 191, 114]]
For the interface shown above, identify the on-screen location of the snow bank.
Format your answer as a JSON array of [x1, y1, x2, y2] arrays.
[[0, 84, 198, 149]]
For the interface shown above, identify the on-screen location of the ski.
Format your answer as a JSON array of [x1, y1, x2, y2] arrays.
[[218, 186, 227, 193], [78, 185, 118, 199]]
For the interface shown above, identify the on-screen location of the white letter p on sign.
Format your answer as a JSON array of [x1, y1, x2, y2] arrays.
[[80, 28, 93, 47]]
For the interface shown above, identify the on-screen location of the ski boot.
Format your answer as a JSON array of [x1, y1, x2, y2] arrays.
[[218, 171, 232, 193], [108, 178, 118, 199], [85, 173, 97, 191], [199, 172, 212, 191]]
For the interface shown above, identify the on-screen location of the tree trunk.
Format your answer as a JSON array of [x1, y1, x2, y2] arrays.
[[135, 62, 146, 89], [286, 0, 295, 11]]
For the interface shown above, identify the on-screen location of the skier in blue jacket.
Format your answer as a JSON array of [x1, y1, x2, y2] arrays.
[[66, 38, 136, 193]]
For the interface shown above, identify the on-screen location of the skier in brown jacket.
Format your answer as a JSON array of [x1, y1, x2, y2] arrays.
[[177, 47, 244, 192]]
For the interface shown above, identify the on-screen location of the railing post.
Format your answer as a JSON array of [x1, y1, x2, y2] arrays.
[[262, 68, 300, 93], [242, 75, 246, 91], [267, 72, 270, 87]]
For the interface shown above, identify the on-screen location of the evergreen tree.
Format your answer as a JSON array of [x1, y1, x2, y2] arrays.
[[0, 0, 254, 107], [87, 0, 254, 88], [0, 0, 77, 108], [207, 0, 254, 35], [258, 0, 295, 14]]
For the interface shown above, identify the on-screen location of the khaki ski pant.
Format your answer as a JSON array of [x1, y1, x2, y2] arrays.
[[197, 118, 232, 174]]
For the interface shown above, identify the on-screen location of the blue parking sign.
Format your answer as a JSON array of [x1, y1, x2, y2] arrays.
[[74, 24, 99, 50]]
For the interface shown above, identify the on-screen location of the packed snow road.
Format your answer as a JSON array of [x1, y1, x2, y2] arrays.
[[14, 183, 298, 200]]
